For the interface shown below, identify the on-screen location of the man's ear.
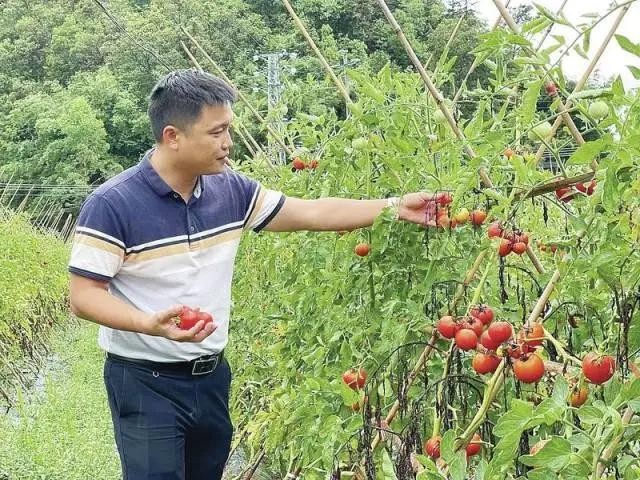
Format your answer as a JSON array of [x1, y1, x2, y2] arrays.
[[162, 125, 180, 150]]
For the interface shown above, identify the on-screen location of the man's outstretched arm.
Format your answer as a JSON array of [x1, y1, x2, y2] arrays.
[[263, 192, 450, 232]]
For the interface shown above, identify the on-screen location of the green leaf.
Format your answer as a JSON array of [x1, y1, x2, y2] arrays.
[[577, 405, 604, 425], [615, 34, 640, 58], [533, 3, 571, 26], [567, 136, 610, 165], [381, 449, 398, 480], [519, 437, 572, 470], [494, 399, 535, 437], [520, 80, 544, 126], [629, 65, 640, 80]]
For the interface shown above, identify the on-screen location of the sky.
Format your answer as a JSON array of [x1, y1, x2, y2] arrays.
[[472, 0, 639, 89]]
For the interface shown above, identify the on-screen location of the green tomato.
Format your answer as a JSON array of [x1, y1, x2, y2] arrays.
[[528, 121, 553, 141], [351, 137, 368, 150], [433, 109, 447, 124], [588, 100, 609, 120]]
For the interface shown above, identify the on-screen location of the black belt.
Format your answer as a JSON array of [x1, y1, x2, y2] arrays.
[[107, 350, 224, 376]]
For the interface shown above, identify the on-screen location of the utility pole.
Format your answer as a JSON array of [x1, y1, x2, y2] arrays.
[[254, 51, 295, 165]]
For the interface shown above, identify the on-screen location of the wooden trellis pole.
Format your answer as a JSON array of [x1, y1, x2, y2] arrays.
[[280, 0, 351, 105], [452, 0, 513, 106], [534, 4, 632, 164], [491, 0, 596, 171]]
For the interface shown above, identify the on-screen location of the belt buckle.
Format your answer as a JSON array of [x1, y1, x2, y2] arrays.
[[191, 355, 218, 375]]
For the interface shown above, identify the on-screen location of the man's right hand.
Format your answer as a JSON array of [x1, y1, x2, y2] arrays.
[[138, 305, 217, 343]]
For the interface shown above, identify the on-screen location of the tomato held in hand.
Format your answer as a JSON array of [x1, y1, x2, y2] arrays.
[[178, 306, 214, 330]]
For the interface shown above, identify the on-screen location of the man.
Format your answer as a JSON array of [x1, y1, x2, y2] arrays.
[[68, 69, 446, 480]]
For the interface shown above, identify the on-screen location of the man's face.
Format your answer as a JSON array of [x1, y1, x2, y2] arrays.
[[174, 104, 234, 176]]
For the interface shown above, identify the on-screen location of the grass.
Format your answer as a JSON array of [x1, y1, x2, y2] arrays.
[[0, 320, 121, 479]]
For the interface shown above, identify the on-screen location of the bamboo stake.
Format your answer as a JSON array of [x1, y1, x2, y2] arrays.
[[15, 185, 34, 213], [180, 40, 203, 70], [491, 0, 593, 170], [280, 0, 351, 105], [534, 4, 631, 164], [181, 27, 295, 157], [375, 0, 491, 190], [234, 124, 256, 156], [512, 170, 595, 201], [431, 12, 466, 77], [241, 448, 266, 480]]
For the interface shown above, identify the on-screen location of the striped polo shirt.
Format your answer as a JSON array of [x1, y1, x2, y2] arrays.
[[68, 149, 285, 362]]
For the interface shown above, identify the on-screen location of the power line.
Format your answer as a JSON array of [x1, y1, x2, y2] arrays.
[[92, 0, 174, 71]]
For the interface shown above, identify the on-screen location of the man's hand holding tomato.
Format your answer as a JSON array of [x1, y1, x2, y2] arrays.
[[138, 305, 217, 343]]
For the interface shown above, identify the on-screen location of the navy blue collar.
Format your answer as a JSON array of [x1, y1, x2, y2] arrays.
[[139, 149, 203, 199]]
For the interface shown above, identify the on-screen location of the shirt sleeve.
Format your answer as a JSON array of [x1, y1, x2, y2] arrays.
[[236, 173, 285, 232], [68, 194, 126, 282]]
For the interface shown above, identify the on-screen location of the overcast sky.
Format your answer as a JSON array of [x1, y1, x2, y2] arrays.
[[472, 0, 639, 88]]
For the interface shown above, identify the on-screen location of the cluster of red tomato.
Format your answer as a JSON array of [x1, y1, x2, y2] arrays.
[[487, 221, 530, 257], [292, 157, 319, 170], [425, 192, 488, 230], [555, 179, 597, 203], [437, 306, 546, 382]]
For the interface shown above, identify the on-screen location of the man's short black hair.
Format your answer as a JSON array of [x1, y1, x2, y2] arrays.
[[148, 69, 237, 141]]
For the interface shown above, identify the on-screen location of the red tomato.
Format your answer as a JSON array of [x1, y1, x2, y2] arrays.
[[498, 238, 512, 257], [503, 148, 514, 159], [423, 436, 441, 459], [437, 192, 453, 206], [545, 82, 558, 96], [520, 323, 545, 347], [582, 353, 615, 384], [292, 158, 306, 170], [470, 304, 494, 325], [342, 368, 367, 390], [569, 386, 589, 407], [512, 242, 527, 255], [480, 330, 501, 351], [308, 159, 319, 169], [460, 316, 484, 337], [465, 433, 482, 457], [555, 187, 574, 203], [470, 210, 487, 226], [455, 329, 478, 351], [488, 321, 513, 344], [354, 243, 370, 257], [487, 221, 503, 239], [178, 306, 200, 330], [437, 316, 458, 339], [513, 354, 545, 383], [472, 353, 501, 374]]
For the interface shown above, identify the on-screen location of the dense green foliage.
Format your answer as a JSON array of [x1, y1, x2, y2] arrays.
[[0, 211, 69, 400]]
